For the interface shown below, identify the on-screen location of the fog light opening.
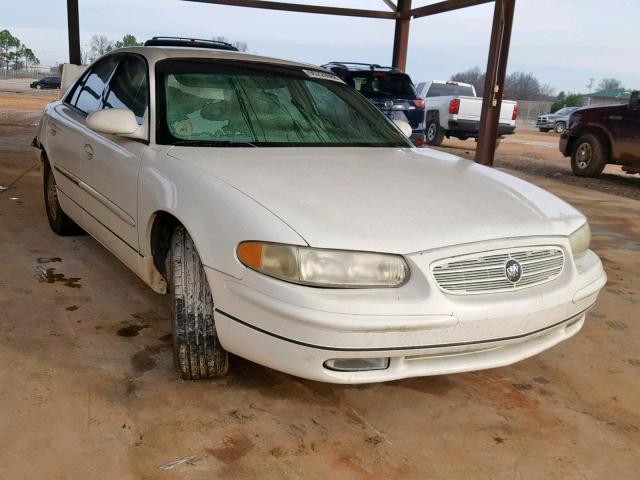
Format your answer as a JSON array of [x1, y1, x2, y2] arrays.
[[323, 357, 390, 372]]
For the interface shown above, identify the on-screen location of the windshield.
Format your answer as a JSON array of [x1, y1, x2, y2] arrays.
[[155, 59, 411, 147], [426, 83, 475, 97], [344, 71, 416, 99], [554, 107, 577, 115]]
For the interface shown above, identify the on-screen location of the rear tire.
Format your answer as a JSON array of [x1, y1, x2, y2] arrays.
[[166, 226, 229, 380], [425, 119, 444, 146], [554, 122, 566, 134], [43, 160, 83, 235], [571, 133, 607, 177]]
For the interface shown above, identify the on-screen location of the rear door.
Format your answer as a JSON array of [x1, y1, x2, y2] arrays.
[[46, 56, 120, 207], [75, 54, 149, 250]]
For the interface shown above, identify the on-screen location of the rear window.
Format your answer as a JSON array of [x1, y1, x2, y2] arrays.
[[426, 83, 475, 97], [345, 72, 416, 99]]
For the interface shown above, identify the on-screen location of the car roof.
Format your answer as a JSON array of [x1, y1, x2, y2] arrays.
[[108, 46, 320, 71]]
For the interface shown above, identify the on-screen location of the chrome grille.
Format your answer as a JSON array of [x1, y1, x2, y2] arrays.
[[432, 247, 564, 294]]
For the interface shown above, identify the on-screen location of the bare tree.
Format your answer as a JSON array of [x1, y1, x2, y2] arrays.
[[213, 36, 248, 52], [598, 78, 623, 91], [504, 71, 555, 101], [450, 67, 485, 94], [89, 35, 114, 62]]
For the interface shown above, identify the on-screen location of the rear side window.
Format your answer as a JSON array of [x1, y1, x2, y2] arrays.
[[70, 57, 119, 114], [426, 83, 475, 97], [104, 56, 148, 125], [346, 72, 416, 98]]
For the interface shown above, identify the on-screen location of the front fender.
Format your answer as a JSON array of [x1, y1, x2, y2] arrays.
[[138, 147, 307, 280]]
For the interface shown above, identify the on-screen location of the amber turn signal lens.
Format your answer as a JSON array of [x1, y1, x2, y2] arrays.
[[237, 242, 263, 269]]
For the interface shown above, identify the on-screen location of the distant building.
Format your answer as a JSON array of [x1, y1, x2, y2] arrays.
[[583, 89, 633, 106]]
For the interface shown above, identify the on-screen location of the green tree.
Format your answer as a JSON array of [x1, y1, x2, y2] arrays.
[[114, 34, 143, 48], [550, 92, 582, 112], [0, 29, 21, 73]]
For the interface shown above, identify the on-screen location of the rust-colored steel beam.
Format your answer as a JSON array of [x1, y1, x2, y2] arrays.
[[392, 0, 412, 71], [408, 0, 494, 18], [475, 0, 515, 166], [183, 0, 398, 19], [67, 0, 81, 65]]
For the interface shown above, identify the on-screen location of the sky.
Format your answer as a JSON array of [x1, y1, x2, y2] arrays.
[[4, 0, 639, 94]]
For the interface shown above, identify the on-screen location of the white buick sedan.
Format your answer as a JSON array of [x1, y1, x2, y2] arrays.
[[34, 44, 606, 383]]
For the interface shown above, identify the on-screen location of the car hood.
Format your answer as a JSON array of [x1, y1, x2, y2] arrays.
[[168, 147, 585, 254]]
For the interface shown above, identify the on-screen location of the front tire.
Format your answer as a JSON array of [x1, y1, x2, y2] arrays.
[[554, 122, 566, 134], [571, 133, 607, 177], [36, 84, 42, 90], [43, 160, 82, 235], [425, 119, 444, 146], [166, 226, 229, 380]]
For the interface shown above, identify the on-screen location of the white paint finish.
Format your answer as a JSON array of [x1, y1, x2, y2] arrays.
[[86, 108, 139, 135], [136, 145, 307, 278], [416, 80, 517, 128], [169, 146, 586, 254], [36, 46, 608, 383]]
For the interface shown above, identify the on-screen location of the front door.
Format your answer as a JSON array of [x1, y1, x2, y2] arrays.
[[75, 55, 150, 251]]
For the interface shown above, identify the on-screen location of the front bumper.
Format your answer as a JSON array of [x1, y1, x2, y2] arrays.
[[207, 237, 606, 384], [536, 120, 554, 128]]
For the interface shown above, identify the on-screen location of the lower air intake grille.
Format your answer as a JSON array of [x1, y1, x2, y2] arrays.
[[432, 247, 565, 294]]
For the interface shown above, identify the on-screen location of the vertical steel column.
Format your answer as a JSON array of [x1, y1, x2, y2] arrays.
[[392, 0, 412, 71], [475, 0, 515, 165], [67, 0, 81, 65]]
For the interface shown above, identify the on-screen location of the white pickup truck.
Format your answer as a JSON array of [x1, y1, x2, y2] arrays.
[[415, 80, 518, 146]]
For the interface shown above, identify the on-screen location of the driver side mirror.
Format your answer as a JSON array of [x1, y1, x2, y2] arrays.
[[630, 91, 640, 110], [87, 108, 139, 136], [393, 119, 413, 138]]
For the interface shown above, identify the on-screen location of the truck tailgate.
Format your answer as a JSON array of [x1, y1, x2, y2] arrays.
[[457, 97, 516, 124]]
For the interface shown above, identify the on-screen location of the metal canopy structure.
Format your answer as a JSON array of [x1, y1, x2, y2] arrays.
[[64, 0, 516, 166]]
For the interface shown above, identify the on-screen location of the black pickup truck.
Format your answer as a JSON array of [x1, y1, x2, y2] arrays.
[[559, 91, 640, 177]]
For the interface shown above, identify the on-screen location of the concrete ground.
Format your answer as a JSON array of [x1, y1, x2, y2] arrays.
[[1, 88, 639, 479]]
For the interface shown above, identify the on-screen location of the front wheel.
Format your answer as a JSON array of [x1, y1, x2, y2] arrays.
[[425, 119, 444, 146], [571, 133, 607, 177], [166, 226, 229, 380], [554, 122, 566, 134]]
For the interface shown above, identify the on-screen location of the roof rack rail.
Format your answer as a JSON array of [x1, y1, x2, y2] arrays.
[[321, 61, 400, 72], [144, 36, 239, 51]]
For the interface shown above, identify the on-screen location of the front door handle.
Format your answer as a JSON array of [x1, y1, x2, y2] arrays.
[[83, 144, 94, 160]]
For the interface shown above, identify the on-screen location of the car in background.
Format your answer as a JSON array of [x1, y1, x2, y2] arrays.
[[30, 76, 61, 90], [415, 80, 517, 146], [322, 62, 425, 145], [560, 91, 640, 177], [536, 106, 581, 133]]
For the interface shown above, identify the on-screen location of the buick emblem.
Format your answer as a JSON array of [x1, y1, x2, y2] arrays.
[[384, 100, 394, 110], [504, 259, 522, 283]]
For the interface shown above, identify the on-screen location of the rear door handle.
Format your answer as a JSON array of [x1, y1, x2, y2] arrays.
[[83, 144, 94, 160]]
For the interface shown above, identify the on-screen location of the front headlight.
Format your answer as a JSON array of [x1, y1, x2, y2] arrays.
[[569, 222, 591, 257], [237, 242, 409, 288]]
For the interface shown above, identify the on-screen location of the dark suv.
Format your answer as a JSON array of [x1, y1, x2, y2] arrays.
[[30, 76, 61, 90], [560, 91, 640, 177], [321, 62, 425, 144]]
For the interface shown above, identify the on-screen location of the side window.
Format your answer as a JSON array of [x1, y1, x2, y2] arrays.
[[73, 57, 119, 115], [103, 56, 148, 125]]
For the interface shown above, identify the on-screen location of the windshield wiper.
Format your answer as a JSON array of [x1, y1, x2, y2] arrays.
[[171, 140, 258, 147]]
